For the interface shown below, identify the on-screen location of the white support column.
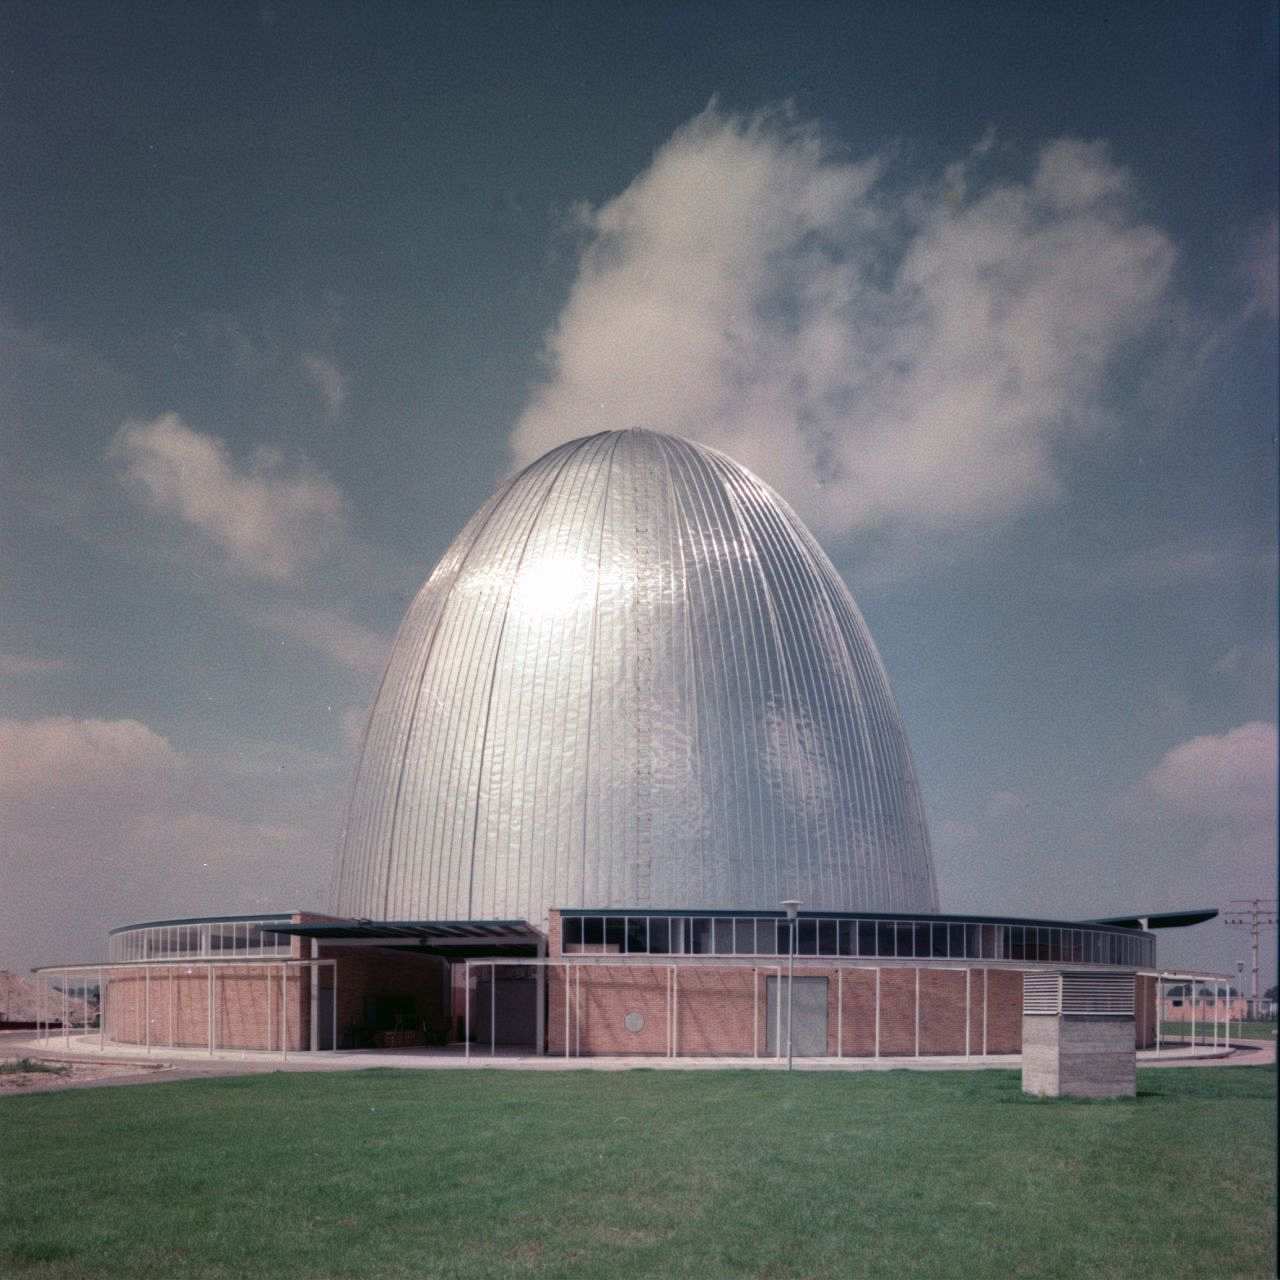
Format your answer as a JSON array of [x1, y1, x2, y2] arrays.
[[310, 940, 319, 1053], [874, 968, 880, 1060], [562, 963, 569, 1059], [671, 965, 677, 1059], [280, 963, 287, 1061], [145, 966, 151, 1053], [535, 938, 546, 1056], [914, 968, 920, 1059], [331, 960, 338, 1052], [982, 968, 988, 1056], [1156, 977, 1163, 1054], [490, 961, 496, 1058], [1191, 980, 1197, 1049], [99, 967, 105, 1050], [207, 964, 214, 1055], [837, 968, 843, 1060], [169, 968, 175, 1048], [965, 969, 971, 1058], [267, 964, 273, 1053], [63, 976, 69, 1049]]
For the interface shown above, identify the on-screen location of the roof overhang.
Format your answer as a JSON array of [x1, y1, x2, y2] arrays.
[[1083, 908, 1219, 931], [265, 918, 544, 955]]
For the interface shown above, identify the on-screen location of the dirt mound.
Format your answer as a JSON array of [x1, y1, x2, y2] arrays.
[[0, 970, 93, 1023]]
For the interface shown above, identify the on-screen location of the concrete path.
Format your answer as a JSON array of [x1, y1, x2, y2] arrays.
[[4, 1030, 1271, 1092]]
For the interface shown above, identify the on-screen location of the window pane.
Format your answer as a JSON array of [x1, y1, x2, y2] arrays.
[[948, 924, 965, 958], [857, 922, 876, 957], [714, 919, 734, 954], [818, 920, 837, 955], [877, 923, 896, 957], [896, 923, 914, 958], [734, 919, 756, 954], [797, 920, 817, 956], [648, 917, 670, 954], [604, 918, 625, 953]]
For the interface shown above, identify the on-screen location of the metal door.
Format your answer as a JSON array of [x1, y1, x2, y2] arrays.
[[765, 976, 829, 1057]]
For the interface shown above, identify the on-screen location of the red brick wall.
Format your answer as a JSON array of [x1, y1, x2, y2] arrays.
[[105, 965, 309, 1050], [877, 968, 916, 1055], [984, 969, 1023, 1053], [835, 967, 877, 1056], [919, 969, 967, 1055]]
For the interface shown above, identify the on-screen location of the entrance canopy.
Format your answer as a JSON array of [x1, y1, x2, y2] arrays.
[[266, 918, 544, 958]]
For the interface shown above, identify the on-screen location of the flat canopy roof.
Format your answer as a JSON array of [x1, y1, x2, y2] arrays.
[[265, 919, 543, 947], [1082, 908, 1218, 931]]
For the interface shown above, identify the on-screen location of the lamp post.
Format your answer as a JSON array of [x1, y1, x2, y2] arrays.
[[782, 900, 801, 1072]]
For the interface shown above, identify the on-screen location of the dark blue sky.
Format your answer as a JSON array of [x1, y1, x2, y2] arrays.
[[1, 2, 1275, 981]]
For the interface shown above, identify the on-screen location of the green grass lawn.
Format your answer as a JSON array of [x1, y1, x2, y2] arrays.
[[1, 1067, 1274, 1280], [1159, 1020, 1277, 1041]]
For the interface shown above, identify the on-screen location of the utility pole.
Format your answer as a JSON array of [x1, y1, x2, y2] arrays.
[[1224, 899, 1277, 1019]]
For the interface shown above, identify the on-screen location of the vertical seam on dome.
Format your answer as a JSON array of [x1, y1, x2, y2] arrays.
[[374, 478, 526, 919], [578, 431, 623, 907], [463, 437, 594, 918]]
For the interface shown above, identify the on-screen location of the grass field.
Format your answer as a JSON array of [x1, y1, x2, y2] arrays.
[[1159, 1020, 1278, 1041], [1, 1067, 1274, 1280]]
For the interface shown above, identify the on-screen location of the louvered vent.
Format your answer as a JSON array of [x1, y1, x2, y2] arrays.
[[1023, 973, 1060, 1014], [1024, 972, 1136, 1016], [1062, 973, 1134, 1015]]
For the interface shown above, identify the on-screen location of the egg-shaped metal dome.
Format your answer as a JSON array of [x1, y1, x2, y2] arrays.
[[333, 429, 938, 925]]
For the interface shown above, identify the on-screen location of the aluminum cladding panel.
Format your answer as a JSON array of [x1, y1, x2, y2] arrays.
[[333, 430, 938, 924]]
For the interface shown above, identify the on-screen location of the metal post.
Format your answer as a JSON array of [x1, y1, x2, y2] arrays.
[[1156, 977, 1162, 1053], [169, 968, 175, 1048], [490, 961, 496, 1058], [982, 968, 988, 1056], [874, 968, 880, 1059], [145, 966, 151, 1053], [1191, 978, 1197, 1049], [535, 939, 546, 1056], [914, 968, 920, 1059], [782, 901, 800, 1072], [563, 963, 569, 1059], [207, 964, 214, 1055], [63, 975, 68, 1049], [310, 940, 319, 1053], [671, 965, 677, 1058], [837, 968, 843, 1059], [965, 969, 971, 1058], [331, 960, 338, 1052], [267, 964, 273, 1053], [99, 967, 105, 1050], [280, 963, 287, 1061]]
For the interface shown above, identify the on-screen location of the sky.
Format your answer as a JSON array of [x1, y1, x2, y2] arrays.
[[1, 2, 1276, 986]]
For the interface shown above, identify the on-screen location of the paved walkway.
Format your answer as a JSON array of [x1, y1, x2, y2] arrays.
[[5, 1030, 1271, 1091]]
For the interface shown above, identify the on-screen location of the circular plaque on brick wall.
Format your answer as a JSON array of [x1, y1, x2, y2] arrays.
[[624, 1010, 645, 1033]]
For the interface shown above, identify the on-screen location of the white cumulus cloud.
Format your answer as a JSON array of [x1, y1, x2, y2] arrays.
[[0, 716, 186, 801], [112, 413, 348, 581], [1139, 721, 1277, 826], [513, 106, 1176, 541]]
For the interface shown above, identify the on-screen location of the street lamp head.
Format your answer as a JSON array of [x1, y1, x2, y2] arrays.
[[781, 899, 801, 920]]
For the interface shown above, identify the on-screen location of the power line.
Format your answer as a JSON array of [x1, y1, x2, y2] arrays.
[[1223, 899, 1277, 1017]]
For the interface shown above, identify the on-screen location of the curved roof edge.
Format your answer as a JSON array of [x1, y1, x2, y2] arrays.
[[1082, 908, 1219, 930]]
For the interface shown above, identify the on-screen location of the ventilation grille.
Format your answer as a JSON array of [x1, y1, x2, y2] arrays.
[[1062, 973, 1134, 1015], [1024, 974, 1060, 1014], [1024, 972, 1136, 1016]]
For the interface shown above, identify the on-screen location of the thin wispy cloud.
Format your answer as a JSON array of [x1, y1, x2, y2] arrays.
[[302, 354, 348, 419], [514, 106, 1177, 544], [258, 604, 389, 676], [112, 413, 348, 582]]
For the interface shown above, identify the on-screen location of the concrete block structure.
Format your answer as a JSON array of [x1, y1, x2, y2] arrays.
[[1022, 973, 1137, 1098]]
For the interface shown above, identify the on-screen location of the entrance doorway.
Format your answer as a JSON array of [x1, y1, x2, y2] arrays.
[[765, 976, 829, 1056], [469, 964, 539, 1048]]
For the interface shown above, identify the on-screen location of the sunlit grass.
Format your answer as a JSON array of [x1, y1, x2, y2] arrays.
[[1, 1066, 1273, 1279]]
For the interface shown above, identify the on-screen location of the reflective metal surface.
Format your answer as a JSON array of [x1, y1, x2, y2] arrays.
[[333, 430, 938, 926]]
